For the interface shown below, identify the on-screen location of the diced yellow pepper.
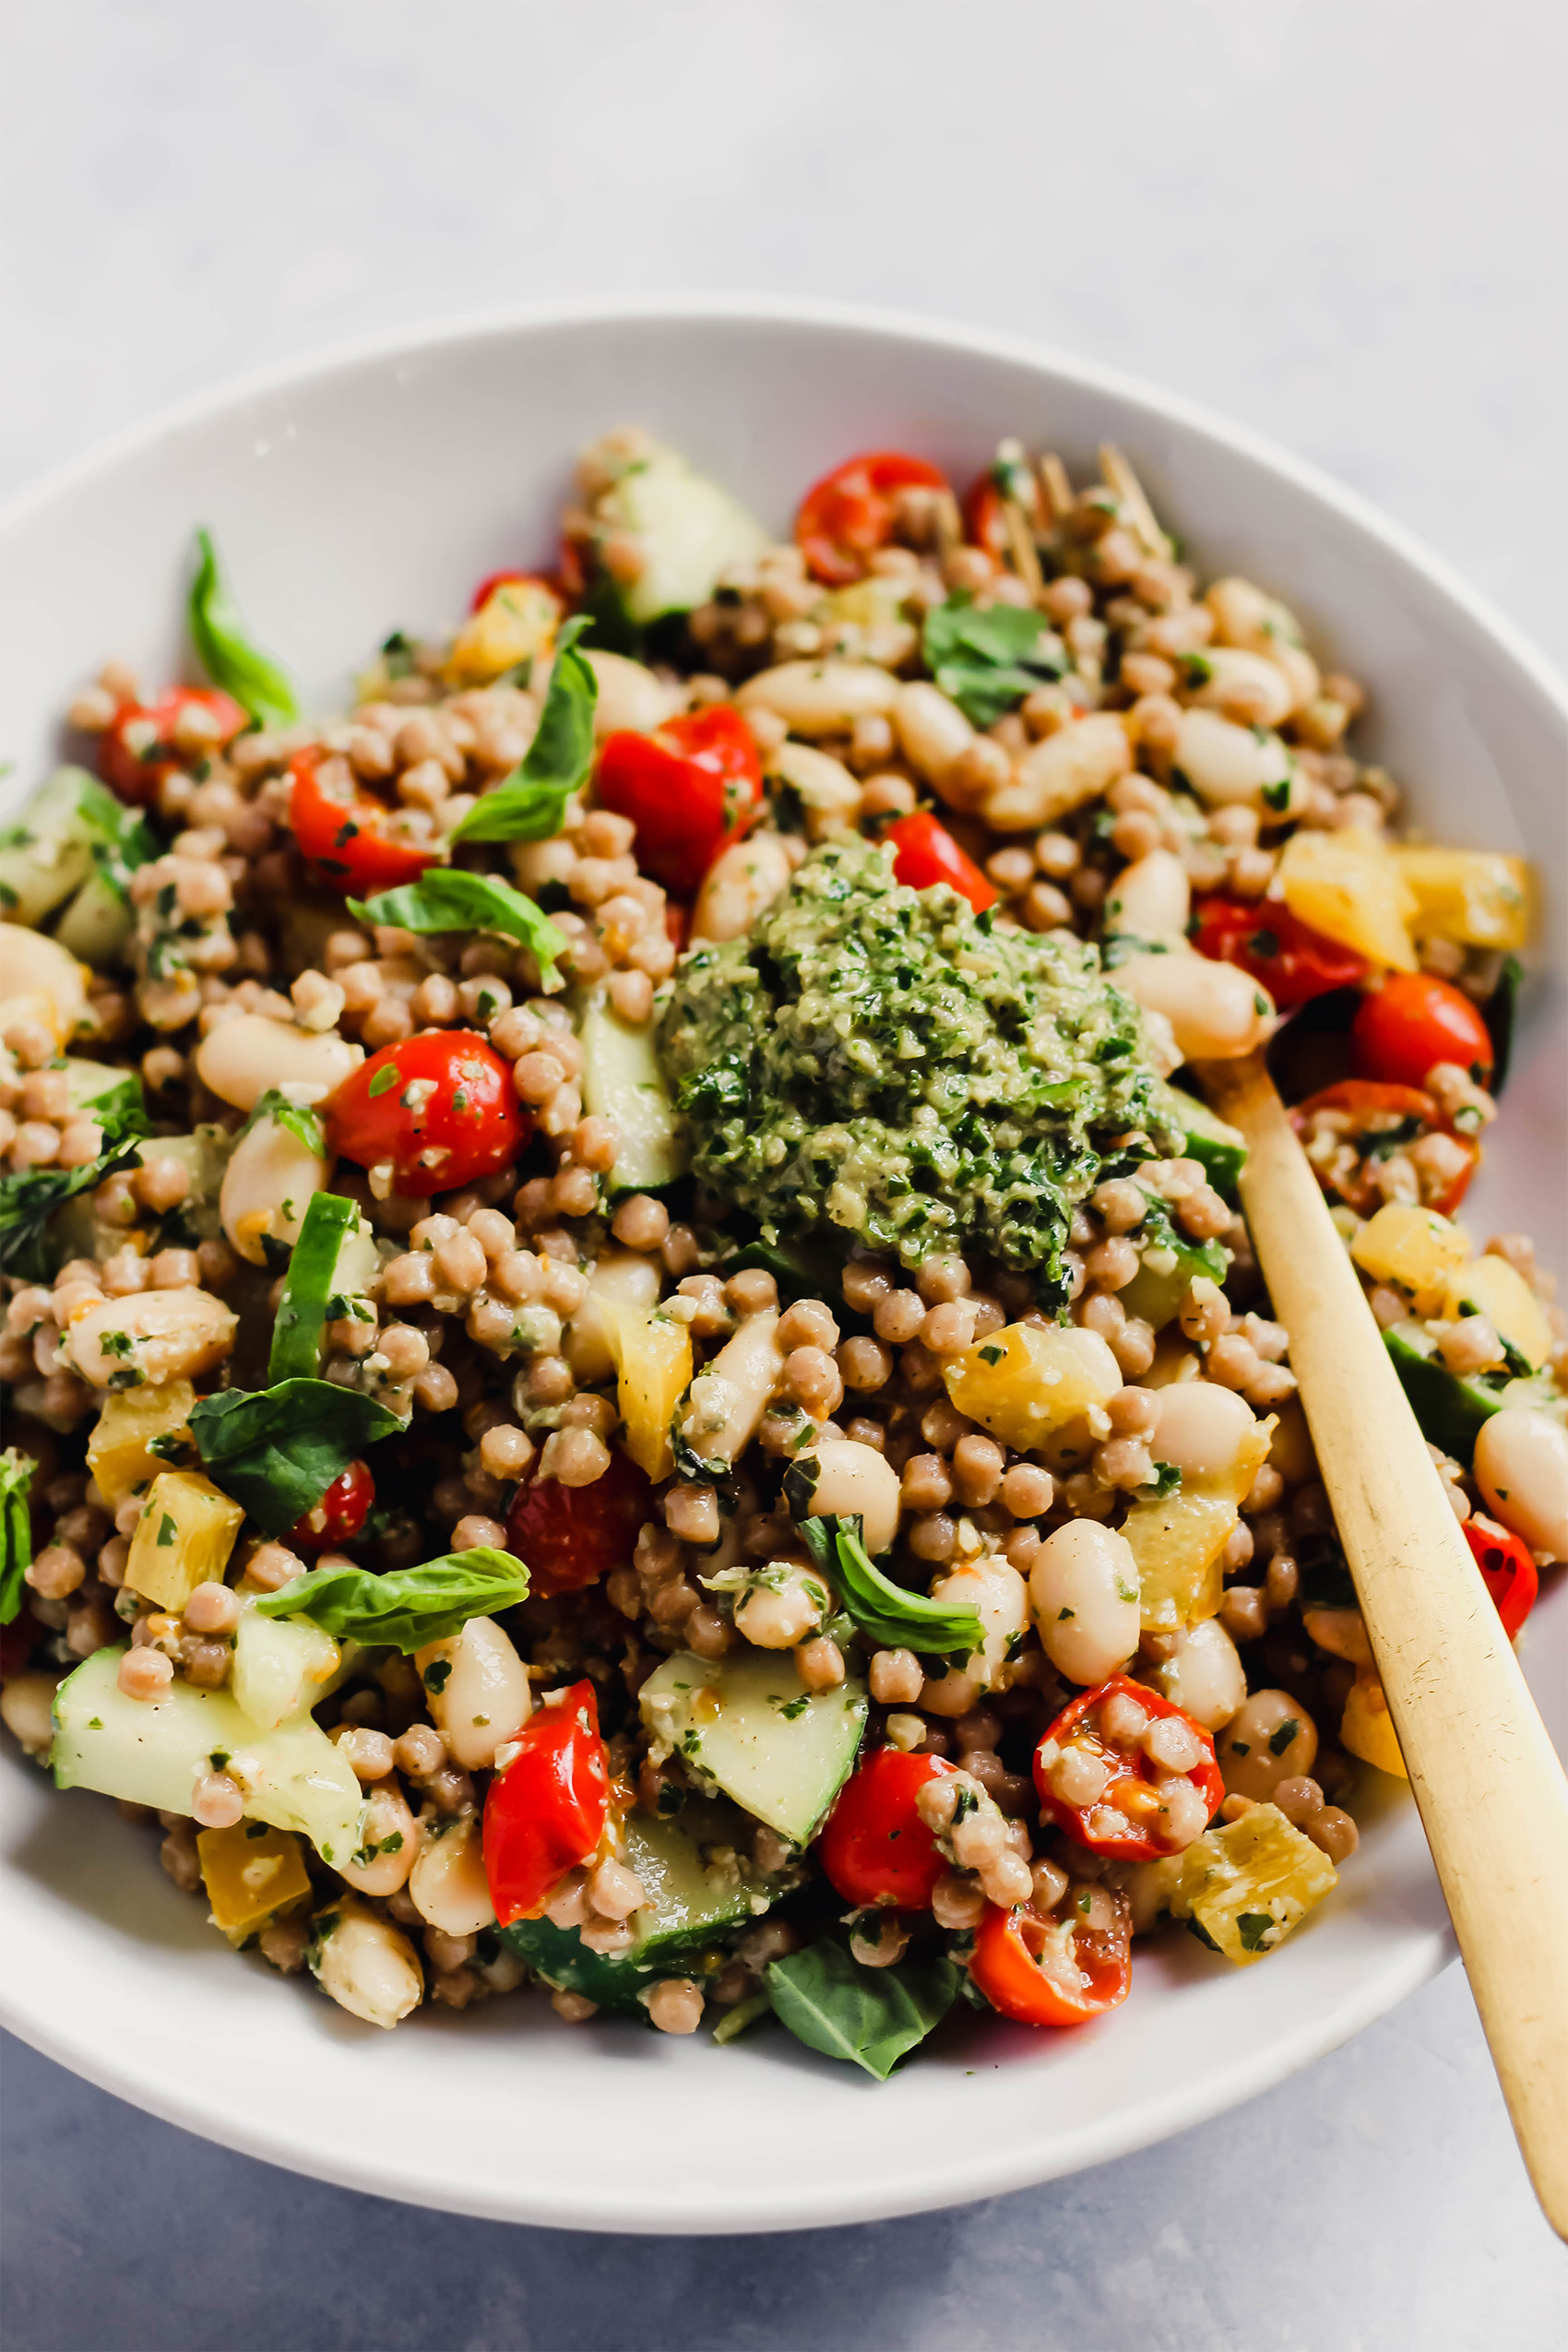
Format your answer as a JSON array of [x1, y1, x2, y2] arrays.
[[444, 576, 560, 688], [1349, 1201, 1470, 1315], [86, 1380, 196, 1503], [1123, 1415, 1276, 1632], [601, 1302, 693, 1482], [1170, 1802, 1338, 1964], [943, 1322, 1123, 1451], [197, 1820, 313, 1939], [1441, 1255, 1552, 1371], [1396, 846, 1533, 951], [125, 1470, 244, 1611], [1277, 826, 1418, 970], [1340, 1668, 1407, 1778]]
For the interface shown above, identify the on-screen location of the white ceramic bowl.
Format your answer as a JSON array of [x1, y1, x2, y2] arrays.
[[3, 298, 1564, 2234]]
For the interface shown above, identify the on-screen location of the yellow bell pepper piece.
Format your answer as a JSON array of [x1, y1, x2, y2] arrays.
[[1349, 1201, 1470, 1316], [197, 1820, 313, 1939], [1340, 1668, 1407, 1777], [1123, 1414, 1276, 1632], [1441, 1255, 1552, 1370], [601, 1302, 693, 1482], [125, 1469, 244, 1612], [1277, 826, 1418, 971], [444, 576, 560, 688], [1396, 846, 1532, 951], [1169, 1802, 1339, 1963], [86, 1380, 196, 1503], [943, 1322, 1123, 1451]]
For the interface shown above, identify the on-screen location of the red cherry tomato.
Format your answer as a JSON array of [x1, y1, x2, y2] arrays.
[[288, 746, 441, 896], [596, 705, 762, 897], [468, 567, 555, 616], [1193, 896, 1369, 1010], [287, 1458, 374, 1555], [970, 1893, 1133, 2027], [818, 1748, 957, 1910], [327, 1029, 529, 1197], [99, 687, 248, 806], [1464, 1513, 1539, 1641], [1034, 1676, 1224, 1862], [505, 1447, 654, 1598], [1351, 971, 1495, 1090], [964, 475, 1011, 564], [885, 812, 997, 915], [1290, 1079, 1479, 1217], [795, 450, 952, 586], [482, 1680, 611, 1927]]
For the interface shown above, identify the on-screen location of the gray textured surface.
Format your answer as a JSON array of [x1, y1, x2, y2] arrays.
[[2, 4, 1566, 2346]]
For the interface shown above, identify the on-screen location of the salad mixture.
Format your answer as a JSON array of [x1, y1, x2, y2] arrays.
[[2, 430, 1562, 2075]]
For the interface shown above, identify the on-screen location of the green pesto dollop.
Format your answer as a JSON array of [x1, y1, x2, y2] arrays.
[[659, 841, 1182, 1295]]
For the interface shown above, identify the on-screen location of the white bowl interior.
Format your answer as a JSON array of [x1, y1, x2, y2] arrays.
[[2, 303, 1563, 2231]]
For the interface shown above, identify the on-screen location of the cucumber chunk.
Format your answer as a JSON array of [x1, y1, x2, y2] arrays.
[[1117, 1195, 1228, 1333], [268, 1192, 376, 1381], [1166, 1085, 1247, 1205], [640, 1647, 867, 1847], [576, 988, 686, 1192], [53, 871, 135, 966], [1384, 1321, 1562, 1464], [0, 768, 110, 923], [585, 440, 771, 626], [52, 1645, 363, 1865]]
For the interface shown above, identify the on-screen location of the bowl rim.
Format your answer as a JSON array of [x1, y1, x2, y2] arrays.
[[1, 291, 1559, 2231]]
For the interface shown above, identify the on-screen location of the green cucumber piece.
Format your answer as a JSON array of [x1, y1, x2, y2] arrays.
[[1166, 1085, 1247, 1205], [640, 1647, 867, 1847], [268, 1191, 371, 1382], [1384, 1323, 1508, 1464], [592, 444, 770, 625], [1117, 1194, 1229, 1333], [576, 988, 686, 1192], [52, 1645, 363, 1865], [53, 870, 135, 966], [0, 768, 111, 922]]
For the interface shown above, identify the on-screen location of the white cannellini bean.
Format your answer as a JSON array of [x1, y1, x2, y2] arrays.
[[338, 1781, 422, 1896], [799, 1438, 902, 1557], [768, 741, 861, 833], [1204, 577, 1320, 714], [980, 712, 1132, 832], [194, 1015, 362, 1113], [1171, 708, 1303, 816], [64, 1288, 237, 1390], [1029, 1522, 1142, 1685], [736, 660, 898, 735], [1180, 647, 1295, 731], [585, 650, 683, 736], [310, 1898, 423, 2029], [928, 1555, 1029, 1691], [220, 1107, 328, 1265], [0, 929, 89, 1045], [1103, 848, 1190, 941], [1473, 1408, 1568, 1560], [678, 1308, 783, 1470], [1216, 1690, 1318, 1801], [415, 1616, 531, 1771], [690, 832, 794, 944], [1114, 948, 1275, 1062], [564, 1248, 662, 1384], [1153, 1380, 1260, 1480], [891, 682, 974, 790], [1146, 1619, 1247, 1731], [1, 1669, 62, 1759], [408, 1813, 496, 1937]]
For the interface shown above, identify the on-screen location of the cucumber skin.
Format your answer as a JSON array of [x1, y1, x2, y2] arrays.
[[500, 1915, 731, 2013], [1165, 1087, 1247, 1206], [1384, 1328, 1503, 1464], [269, 1192, 359, 1383]]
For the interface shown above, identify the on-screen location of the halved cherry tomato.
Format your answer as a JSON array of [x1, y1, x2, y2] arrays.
[[288, 746, 441, 897], [327, 1029, 529, 1197], [482, 1679, 611, 1927], [885, 812, 997, 915], [819, 1747, 957, 1909], [1034, 1676, 1223, 1862], [1193, 896, 1369, 1010], [288, 1458, 374, 1555], [1464, 1513, 1539, 1641], [596, 706, 762, 897], [99, 687, 248, 806], [1290, 1079, 1478, 1217], [795, 450, 951, 586], [964, 475, 1011, 564], [505, 1447, 654, 1598], [1351, 970, 1494, 1090], [970, 1893, 1133, 2027]]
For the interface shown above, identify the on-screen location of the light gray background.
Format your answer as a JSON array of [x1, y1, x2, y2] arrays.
[[2, 4, 1565, 2346]]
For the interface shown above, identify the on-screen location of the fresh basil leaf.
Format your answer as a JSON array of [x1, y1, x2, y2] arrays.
[[243, 1087, 327, 1159], [255, 1546, 529, 1650], [189, 528, 299, 729], [1138, 1461, 1182, 1500], [188, 1380, 406, 1537], [348, 868, 568, 987], [0, 1093, 150, 1281], [447, 615, 598, 844], [766, 1938, 960, 2079], [922, 593, 1066, 727], [0, 1448, 36, 1625], [796, 1515, 984, 1657]]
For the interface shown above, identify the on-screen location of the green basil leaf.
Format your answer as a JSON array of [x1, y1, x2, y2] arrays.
[[255, 1546, 530, 1650], [243, 1087, 327, 1159], [0, 1447, 36, 1625], [189, 528, 299, 729], [0, 1092, 150, 1281], [922, 593, 1066, 726], [188, 1379, 406, 1537], [796, 1515, 984, 1657], [766, 1938, 960, 2079], [348, 868, 568, 987], [447, 616, 598, 844], [1137, 1460, 1182, 1500]]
